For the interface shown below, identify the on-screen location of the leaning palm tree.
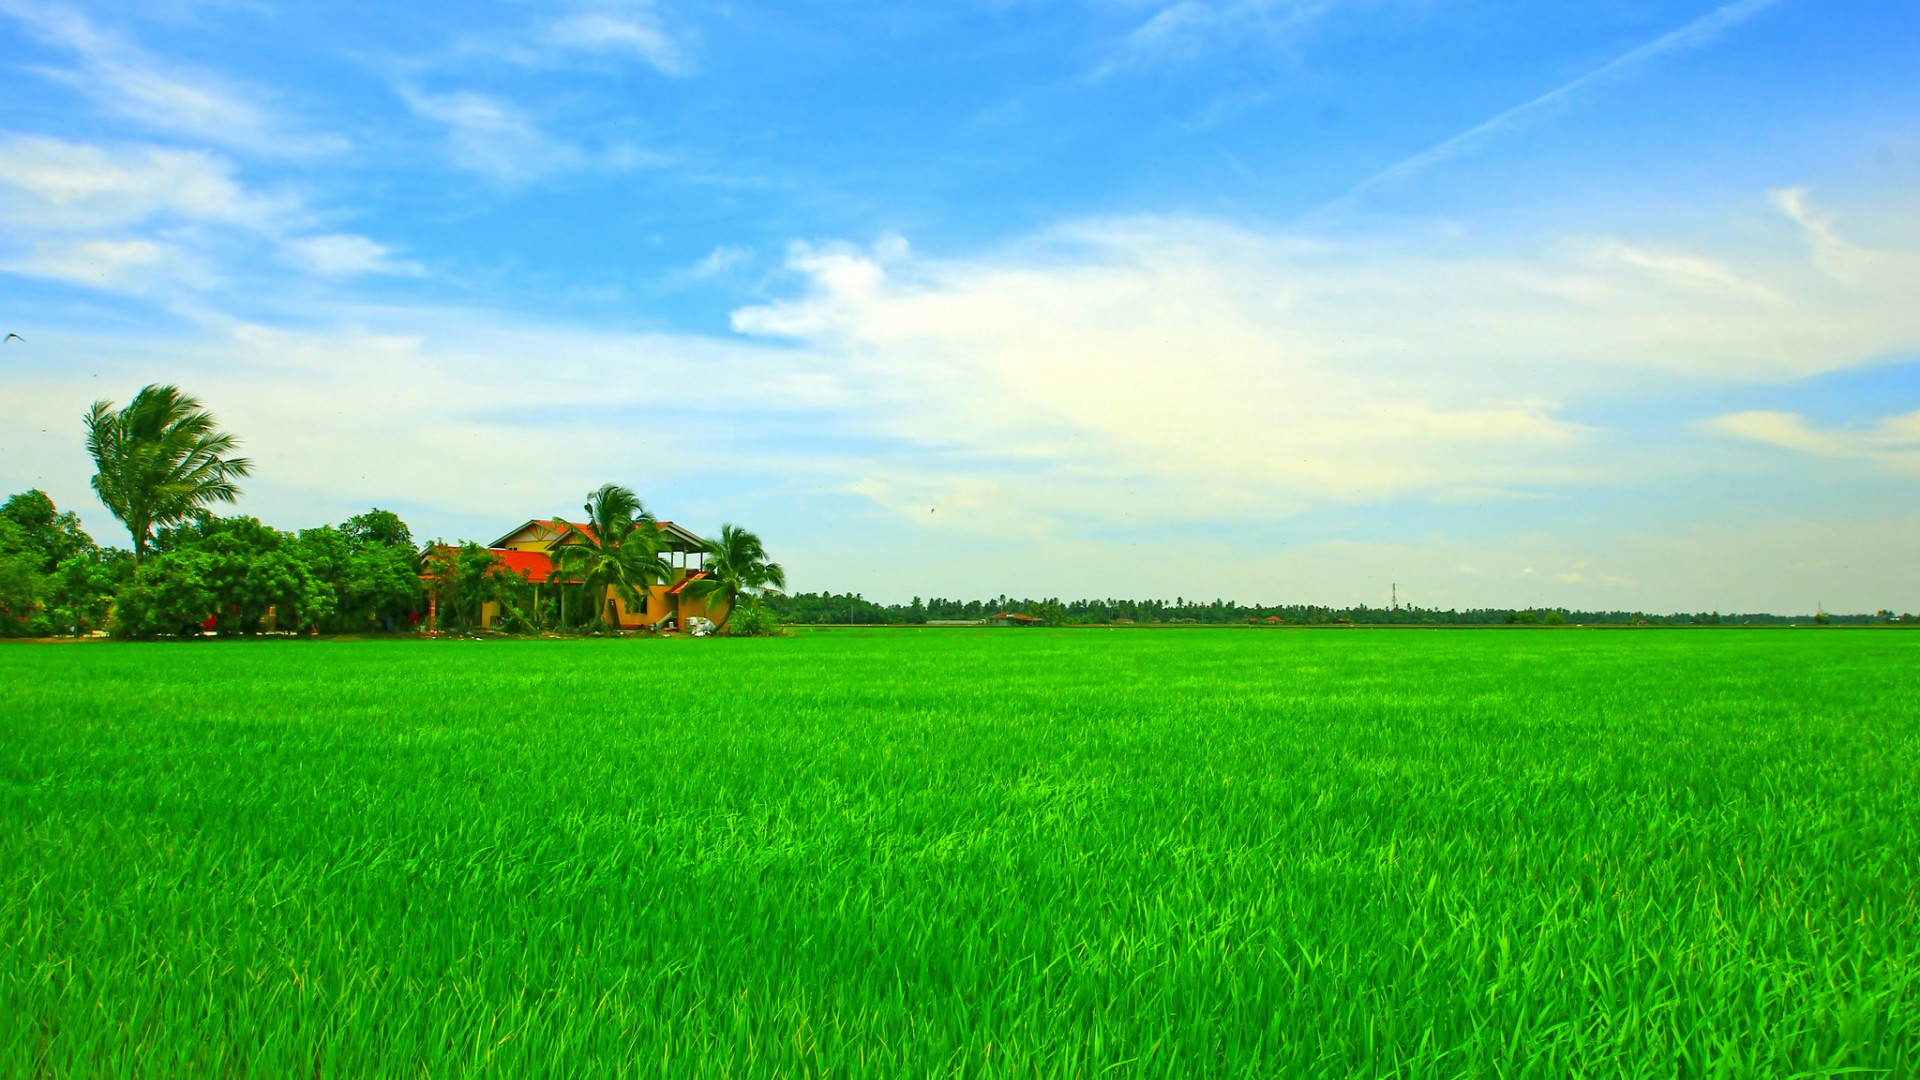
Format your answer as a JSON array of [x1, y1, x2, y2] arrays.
[[680, 523, 785, 632], [84, 384, 254, 562], [547, 484, 672, 631]]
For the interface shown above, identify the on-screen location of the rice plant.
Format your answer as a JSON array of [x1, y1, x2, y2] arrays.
[[2, 629, 1915, 1077]]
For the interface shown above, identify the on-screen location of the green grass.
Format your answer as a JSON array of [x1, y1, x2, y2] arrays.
[[2, 629, 1917, 1077]]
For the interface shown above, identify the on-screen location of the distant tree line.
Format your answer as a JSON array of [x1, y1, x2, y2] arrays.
[[763, 592, 1914, 628]]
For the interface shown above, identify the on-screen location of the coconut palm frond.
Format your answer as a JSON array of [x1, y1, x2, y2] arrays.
[[84, 384, 252, 560]]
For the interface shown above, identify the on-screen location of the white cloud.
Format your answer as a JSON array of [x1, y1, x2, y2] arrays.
[[546, 5, 691, 75], [1708, 408, 1920, 474], [1, 237, 211, 292], [399, 87, 578, 181], [732, 190, 1920, 517], [1580, 239, 1776, 300], [0, 136, 294, 230], [0, 137, 415, 293], [1096, 0, 1344, 74], [1769, 187, 1920, 286], [687, 244, 752, 280], [281, 234, 421, 277], [437, 0, 695, 78], [0, 0, 345, 156]]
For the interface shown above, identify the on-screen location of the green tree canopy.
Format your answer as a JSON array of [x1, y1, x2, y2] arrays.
[[117, 515, 330, 638], [299, 509, 422, 632], [680, 523, 786, 633], [420, 541, 528, 632], [548, 484, 671, 631], [84, 384, 254, 561], [1, 489, 96, 573]]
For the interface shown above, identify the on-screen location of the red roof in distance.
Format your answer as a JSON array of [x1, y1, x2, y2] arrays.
[[494, 548, 561, 583], [419, 545, 578, 585]]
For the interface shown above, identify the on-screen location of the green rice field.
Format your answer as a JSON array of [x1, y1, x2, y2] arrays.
[[3, 629, 1917, 1077]]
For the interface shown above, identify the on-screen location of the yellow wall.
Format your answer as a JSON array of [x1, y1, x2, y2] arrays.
[[496, 523, 562, 553], [479, 585, 728, 631]]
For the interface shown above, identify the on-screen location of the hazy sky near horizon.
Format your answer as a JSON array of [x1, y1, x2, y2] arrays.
[[2, 0, 1917, 612]]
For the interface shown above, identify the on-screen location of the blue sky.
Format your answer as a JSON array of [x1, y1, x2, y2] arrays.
[[2, 0, 1917, 612]]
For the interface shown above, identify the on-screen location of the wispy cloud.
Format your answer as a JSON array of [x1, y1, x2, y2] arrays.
[[1313, 0, 1788, 217], [0, 136, 297, 230], [281, 234, 421, 277], [1708, 408, 1920, 474], [399, 87, 579, 182], [0, 236, 212, 292], [434, 0, 696, 77], [685, 244, 753, 280], [0, 0, 346, 156], [1094, 0, 1343, 75], [1770, 186, 1920, 285], [544, 3, 692, 75], [0, 136, 413, 292], [731, 187, 1920, 519]]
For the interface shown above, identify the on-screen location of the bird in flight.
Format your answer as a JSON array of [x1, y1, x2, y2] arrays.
[[2, 333, 21, 344]]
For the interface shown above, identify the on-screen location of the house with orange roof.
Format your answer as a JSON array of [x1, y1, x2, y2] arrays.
[[469, 518, 728, 631]]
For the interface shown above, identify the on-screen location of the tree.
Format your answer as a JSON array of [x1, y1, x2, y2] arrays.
[[546, 484, 672, 631], [342, 509, 412, 550], [0, 519, 47, 636], [115, 515, 330, 638], [84, 385, 253, 561], [419, 541, 513, 632], [680, 523, 786, 633], [50, 548, 132, 635], [299, 510, 422, 632], [1, 490, 95, 572]]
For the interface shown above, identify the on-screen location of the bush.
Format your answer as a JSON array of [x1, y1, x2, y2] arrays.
[[728, 602, 779, 637]]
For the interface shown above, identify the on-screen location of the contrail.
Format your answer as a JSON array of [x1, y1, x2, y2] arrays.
[[1307, 0, 1788, 221]]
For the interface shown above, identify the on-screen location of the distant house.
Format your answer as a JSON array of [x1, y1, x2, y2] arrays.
[[1265, 615, 1285, 624], [429, 518, 728, 631], [988, 612, 1044, 627]]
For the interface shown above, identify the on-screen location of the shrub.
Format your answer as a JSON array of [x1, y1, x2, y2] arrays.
[[728, 602, 779, 637]]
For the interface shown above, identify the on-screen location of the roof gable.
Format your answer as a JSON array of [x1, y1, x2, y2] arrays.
[[489, 518, 706, 551]]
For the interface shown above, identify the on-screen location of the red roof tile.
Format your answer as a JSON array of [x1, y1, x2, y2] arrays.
[[419, 545, 578, 585], [494, 548, 563, 583]]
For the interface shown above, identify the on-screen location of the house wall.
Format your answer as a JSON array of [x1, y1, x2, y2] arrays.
[[681, 592, 730, 626], [479, 584, 729, 630], [475, 525, 729, 630], [497, 528, 557, 553]]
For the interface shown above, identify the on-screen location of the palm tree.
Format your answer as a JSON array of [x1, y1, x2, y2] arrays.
[[84, 385, 254, 562], [680, 523, 786, 632], [547, 484, 672, 631]]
